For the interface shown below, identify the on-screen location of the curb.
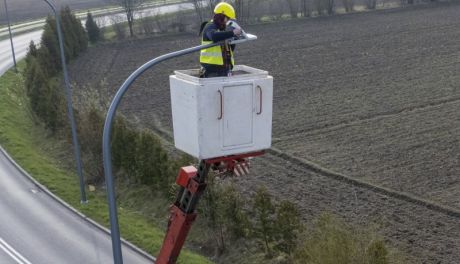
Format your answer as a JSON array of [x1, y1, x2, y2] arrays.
[[0, 145, 156, 263]]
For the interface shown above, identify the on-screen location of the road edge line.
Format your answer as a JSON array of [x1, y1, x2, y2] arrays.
[[0, 237, 32, 264], [0, 145, 156, 262]]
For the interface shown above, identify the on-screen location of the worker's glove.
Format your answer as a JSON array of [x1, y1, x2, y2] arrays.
[[227, 20, 246, 39], [233, 28, 242, 37]]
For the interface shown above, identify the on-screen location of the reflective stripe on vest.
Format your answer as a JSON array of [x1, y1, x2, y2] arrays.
[[200, 40, 234, 66]]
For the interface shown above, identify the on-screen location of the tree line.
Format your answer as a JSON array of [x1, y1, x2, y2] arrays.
[[25, 7, 88, 132], [102, 0, 440, 39], [24, 7, 175, 193]]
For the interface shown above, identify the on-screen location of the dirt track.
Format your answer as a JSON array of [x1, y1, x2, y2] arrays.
[[69, 2, 460, 263]]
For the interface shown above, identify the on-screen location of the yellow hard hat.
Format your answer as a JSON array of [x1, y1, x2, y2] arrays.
[[214, 2, 236, 19]]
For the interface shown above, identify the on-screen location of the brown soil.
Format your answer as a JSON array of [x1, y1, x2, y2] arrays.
[[69, 2, 460, 263]]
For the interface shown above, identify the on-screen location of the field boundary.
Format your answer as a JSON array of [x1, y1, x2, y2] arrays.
[[278, 95, 460, 140], [268, 147, 460, 219], [0, 144, 156, 263], [144, 121, 460, 219]]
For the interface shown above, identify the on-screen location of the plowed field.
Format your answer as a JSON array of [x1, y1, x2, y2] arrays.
[[69, 2, 460, 262]]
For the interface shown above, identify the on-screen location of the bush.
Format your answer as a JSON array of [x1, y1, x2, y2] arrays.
[[24, 6, 88, 134], [201, 174, 227, 253], [110, 116, 174, 194], [220, 184, 251, 239], [253, 187, 276, 256], [135, 129, 171, 189], [111, 117, 140, 178], [274, 200, 304, 256], [44, 78, 66, 132], [60, 6, 87, 57], [293, 214, 390, 264], [86, 12, 101, 43], [40, 17, 61, 75], [367, 240, 389, 264], [78, 106, 105, 184], [200, 181, 252, 254], [24, 57, 65, 132]]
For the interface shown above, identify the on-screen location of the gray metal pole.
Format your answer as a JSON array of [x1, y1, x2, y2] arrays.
[[42, 0, 87, 204], [102, 42, 224, 264], [4, 0, 17, 73]]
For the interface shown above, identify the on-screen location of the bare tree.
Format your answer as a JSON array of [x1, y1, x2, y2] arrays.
[[190, 0, 216, 23], [287, 0, 299, 18], [234, 0, 251, 22], [301, 0, 311, 17], [108, 0, 144, 37], [314, 0, 323, 15], [110, 15, 126, 39], [342, 0, 354, 12], [138, 12, 155, 35], [366, 0, 377, 9], [326, 0, 335, 14]]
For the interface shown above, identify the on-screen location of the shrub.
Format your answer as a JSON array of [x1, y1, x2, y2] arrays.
[[86, 12, 101, 43], [60, 6, 87, 56], [367, 240, 389, 264], [220, 184, 251, 239], [253, 187, 276, 256], [24, 57, 65, 133], [201, 174, 227, 253], [40, 17, 61, 75], [274, 200, 304, 256], [78, 106, 105, 184], [110, 116, 174, 194], [135, 129, 170, 189], [111, 117, 140, 178], [24, 6, 88, 134], [293, 214, 390, 264]]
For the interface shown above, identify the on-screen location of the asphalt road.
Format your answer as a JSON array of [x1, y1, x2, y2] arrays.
[[0, 1, 194, 76], [0, 150, 154, 264], [0, 30, 42, 75]]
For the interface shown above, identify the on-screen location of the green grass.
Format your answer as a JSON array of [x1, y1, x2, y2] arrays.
[[0, 63, 211, 264]]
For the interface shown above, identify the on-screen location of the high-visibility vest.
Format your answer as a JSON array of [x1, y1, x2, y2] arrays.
[[200, 24, 234, 66]]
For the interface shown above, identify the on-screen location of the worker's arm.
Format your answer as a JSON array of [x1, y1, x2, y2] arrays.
[[204, 23, 242, 43], [206, 29, 235, 42]]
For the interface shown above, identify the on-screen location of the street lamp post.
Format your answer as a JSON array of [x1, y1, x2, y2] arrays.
[[42, 0, 87, 204], [4, 0, 17, 73]]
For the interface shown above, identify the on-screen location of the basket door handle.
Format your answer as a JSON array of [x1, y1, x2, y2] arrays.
[[218, 90, 223, 120], [257, 85, 263, 115]]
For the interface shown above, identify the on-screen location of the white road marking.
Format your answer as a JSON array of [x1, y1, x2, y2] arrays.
[[0, 237, 32, 264]]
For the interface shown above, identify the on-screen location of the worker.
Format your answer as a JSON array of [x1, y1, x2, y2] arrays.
[[199, 2, 242, 78]]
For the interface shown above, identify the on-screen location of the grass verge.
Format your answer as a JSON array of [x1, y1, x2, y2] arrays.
[[0, 63, 211, 264]]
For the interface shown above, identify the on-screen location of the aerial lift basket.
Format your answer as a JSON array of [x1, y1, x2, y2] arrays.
[[170, 65, 273, 160]]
